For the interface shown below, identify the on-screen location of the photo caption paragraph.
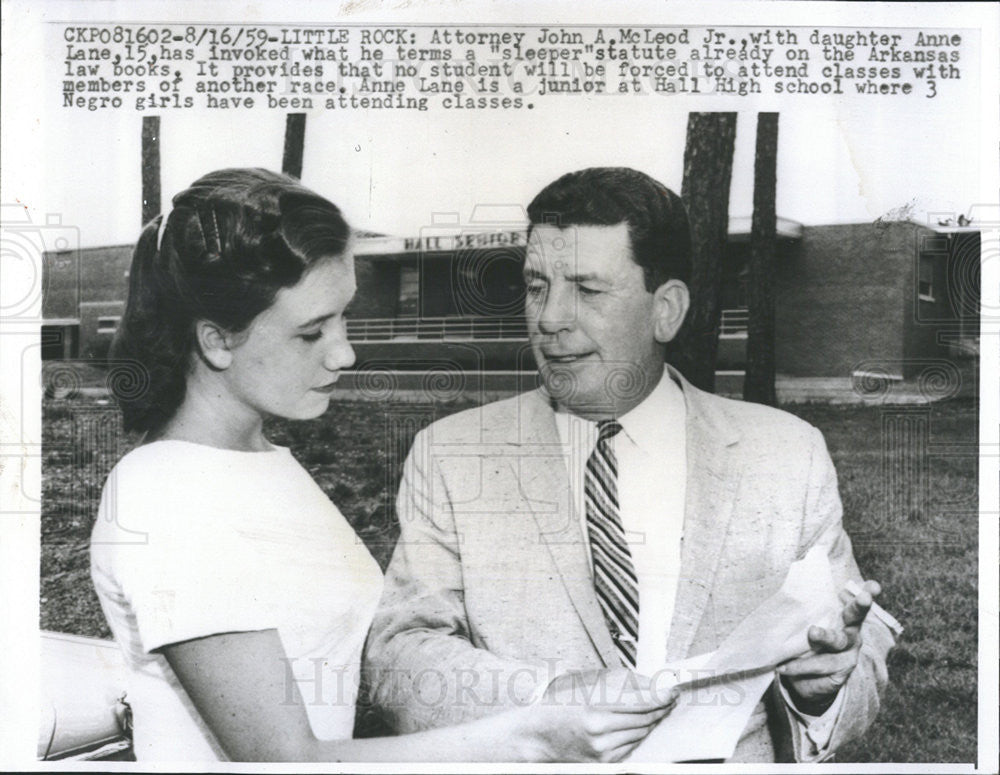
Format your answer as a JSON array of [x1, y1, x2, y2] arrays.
[[59, 24, 969, 112]]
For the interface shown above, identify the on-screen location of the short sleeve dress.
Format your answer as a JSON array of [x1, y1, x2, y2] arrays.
[[90, 440, 384, 761]]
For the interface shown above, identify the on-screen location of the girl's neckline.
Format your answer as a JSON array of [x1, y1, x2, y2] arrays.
[[140, 438, 288, 455]]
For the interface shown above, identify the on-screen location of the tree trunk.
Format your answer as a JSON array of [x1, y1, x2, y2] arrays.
[[673, 112, 738, 393], [282, 113, 307, 179], [140, 116, 160, 226], [744, 112, 779, 406]]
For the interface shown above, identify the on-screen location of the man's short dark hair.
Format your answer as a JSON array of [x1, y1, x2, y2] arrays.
[[526, 167, 691, 290]]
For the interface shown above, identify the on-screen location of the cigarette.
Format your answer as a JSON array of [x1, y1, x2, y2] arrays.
[[845, 580, 904, 636]]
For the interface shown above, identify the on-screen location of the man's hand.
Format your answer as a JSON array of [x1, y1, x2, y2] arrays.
[[777, 580, 881, 716]]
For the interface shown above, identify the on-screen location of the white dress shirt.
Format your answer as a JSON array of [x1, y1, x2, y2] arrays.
[[552, 369, 686, 676], [551, 368, 842, 758]]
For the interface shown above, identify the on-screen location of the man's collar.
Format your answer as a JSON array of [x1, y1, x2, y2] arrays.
[[549, 368, 686, 450], [539, 362, 742, 449], [617, 369, 685, 450]]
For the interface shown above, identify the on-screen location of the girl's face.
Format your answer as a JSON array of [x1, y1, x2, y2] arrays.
[[223, 254, 357, 421]]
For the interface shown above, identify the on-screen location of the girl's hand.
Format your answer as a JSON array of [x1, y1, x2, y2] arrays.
[[518, 667, 679, 762]]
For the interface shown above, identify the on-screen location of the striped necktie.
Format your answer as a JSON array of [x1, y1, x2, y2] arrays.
[[585, 419, 638, 669]]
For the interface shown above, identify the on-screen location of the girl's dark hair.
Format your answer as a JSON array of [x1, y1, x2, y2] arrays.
[[111, 168, 350, 434]]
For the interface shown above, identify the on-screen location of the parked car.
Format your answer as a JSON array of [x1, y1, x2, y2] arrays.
[[38, 631, 132, 761]]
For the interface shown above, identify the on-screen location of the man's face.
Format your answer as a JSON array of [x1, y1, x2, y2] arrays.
[[524, 223, 667, 419]]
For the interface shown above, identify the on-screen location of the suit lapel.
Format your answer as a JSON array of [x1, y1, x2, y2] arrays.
[[666, 369, 743, 663], [505, 377, 743, 667], [510, 390, 618, 666]]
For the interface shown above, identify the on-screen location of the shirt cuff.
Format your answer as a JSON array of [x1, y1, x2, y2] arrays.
[[778, 679, 846, 759]]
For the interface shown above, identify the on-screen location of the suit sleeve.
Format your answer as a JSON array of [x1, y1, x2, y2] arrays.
[[363, 428, 549, 732], [779, 425, 896, 762]]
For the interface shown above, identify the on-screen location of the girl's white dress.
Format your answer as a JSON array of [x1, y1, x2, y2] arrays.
[[90, 440, 384, 760]]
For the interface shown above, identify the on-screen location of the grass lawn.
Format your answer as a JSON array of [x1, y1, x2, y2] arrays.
[[40, 393, 978, 762]]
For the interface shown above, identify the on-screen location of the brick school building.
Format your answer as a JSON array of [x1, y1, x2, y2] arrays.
[[42, 219, 979, 386]]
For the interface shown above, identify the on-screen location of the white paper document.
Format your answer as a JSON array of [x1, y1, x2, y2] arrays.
[[627, 546, 843, 762]]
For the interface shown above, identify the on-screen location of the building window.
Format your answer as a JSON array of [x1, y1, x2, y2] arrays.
[[918, 254, 935, 301], [398, 265, 419, 316]]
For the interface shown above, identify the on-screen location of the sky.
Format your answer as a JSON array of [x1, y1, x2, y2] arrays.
[[42, 96, 981, 248]]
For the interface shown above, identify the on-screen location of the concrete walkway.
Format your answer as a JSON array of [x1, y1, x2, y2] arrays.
[[717, 373, 972, 405], [43, 366, 975, 406]]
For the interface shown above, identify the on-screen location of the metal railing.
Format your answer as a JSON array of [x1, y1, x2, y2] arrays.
[[96, 316, 121, 335], [719, 308, 749, 336], [347, 311, 750, 342], [347, 316, 529, 342]]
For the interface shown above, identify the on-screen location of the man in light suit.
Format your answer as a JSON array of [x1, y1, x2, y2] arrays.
[[365, 168, 895, 762]]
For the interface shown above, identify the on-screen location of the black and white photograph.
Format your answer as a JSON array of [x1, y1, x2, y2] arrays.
[[1, 0, 997, 770]]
